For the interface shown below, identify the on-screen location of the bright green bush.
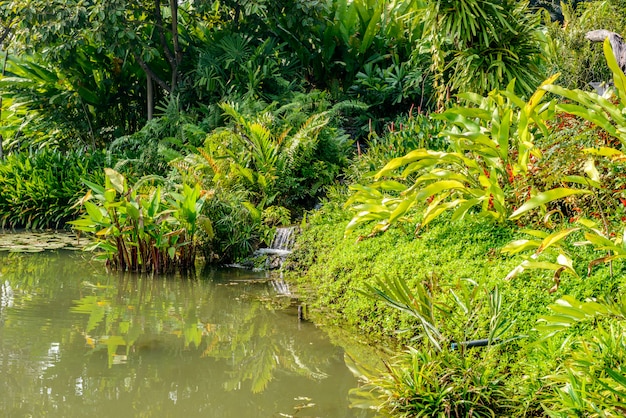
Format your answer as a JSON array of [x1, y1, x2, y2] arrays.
[[0, 149, 105, 229]]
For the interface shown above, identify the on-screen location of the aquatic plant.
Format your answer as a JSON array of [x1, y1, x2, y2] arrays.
[[70, 168, 212, 273]]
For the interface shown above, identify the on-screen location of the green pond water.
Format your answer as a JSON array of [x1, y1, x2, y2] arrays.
[[0, 246, 373, 418]]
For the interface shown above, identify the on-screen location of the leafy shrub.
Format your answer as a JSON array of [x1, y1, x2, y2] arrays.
[[108, 97, 204, 179], [533, 295, 626, 416], [501, 39, 626, 282], [200, 188, 259, 263], [0, 149, 105, 229], [199, 97, 354, 212], [349, 50, 434, 121], [349, 345, 511, 417], [545, 0, 626, 90], [0, 47, 143, 151], [345, 76, 559, 236], [185, 32, 301, 104], [424, 0, 546, 103], [346, 110, 446, 184]]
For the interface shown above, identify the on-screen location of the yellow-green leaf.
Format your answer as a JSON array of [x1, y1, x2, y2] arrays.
[[510, 188, 591, 220]]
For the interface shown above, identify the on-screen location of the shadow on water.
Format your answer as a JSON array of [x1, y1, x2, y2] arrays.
[[0, 250, 374, 418]]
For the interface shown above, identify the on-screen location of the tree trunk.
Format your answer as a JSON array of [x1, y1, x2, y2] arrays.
[[586, 29, 626, 74], [147, 72, 153, 120]]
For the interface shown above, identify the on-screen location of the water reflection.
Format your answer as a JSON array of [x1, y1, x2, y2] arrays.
[[0, 251, 370, 418]]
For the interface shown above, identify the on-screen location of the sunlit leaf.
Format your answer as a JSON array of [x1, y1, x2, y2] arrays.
[[510, 188, 591, 220]]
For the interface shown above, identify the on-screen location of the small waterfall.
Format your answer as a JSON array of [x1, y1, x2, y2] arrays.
[[254, 226, 299, 269], [271, 226, 297, 252]]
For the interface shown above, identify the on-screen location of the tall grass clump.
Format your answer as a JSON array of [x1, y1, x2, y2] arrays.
[[0, 149, 105, 229]]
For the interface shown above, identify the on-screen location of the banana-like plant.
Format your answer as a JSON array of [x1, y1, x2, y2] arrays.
[[345, 74, 560, 236], [70, 168, 211, 273]]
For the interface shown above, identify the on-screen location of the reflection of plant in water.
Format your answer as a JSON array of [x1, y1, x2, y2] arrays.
[[71, 273, 333, 393], [204, 292, 330, 393], [0, 251, 102, 305]]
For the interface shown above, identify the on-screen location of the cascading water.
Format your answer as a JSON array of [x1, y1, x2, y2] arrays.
[[271, 226, 297, 252], [254, 226, 298, 260]]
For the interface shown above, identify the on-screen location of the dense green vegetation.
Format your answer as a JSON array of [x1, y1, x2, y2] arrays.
[[4, 0, 626, 415]]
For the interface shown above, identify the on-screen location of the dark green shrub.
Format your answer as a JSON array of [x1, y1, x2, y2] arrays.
[[0, 149, 105, 229], [185, 32, 301, 104], [107, 97, 205, 180], [346, 110, 446, 184], [349, 50, 434, 123]]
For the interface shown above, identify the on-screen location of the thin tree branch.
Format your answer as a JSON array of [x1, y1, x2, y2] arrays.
[[0, 25, 13, 48], [169, 0, 182, 92], [131, 49, 171, 93]]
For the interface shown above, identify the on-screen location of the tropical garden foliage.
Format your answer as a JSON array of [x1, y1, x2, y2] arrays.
[[5, 0, 626, 415]]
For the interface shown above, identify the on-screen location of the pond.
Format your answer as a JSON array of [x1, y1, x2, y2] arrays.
[[0, 243, 373, 417]]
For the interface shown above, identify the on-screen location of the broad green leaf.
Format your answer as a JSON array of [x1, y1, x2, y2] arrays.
[[583, 146, 625, 159], [422, 199, 462, 227], [520, 228, 549, 238], [451, 198, 481, 222], [583, 159, 601, 183], [501, 239, 540, 255], [389, 197, 415, 224], [84, 201, 104, 223], [351, 203, 392, 214], [415, 180, 466, 201], [583, 231, 620, 250], [509, 188, 591, 220], [526, 73, 560, 112], [105, 168, 125, 194], [523, 261, 568, 272], [375, 150, 445, 178], [562, 175, 601, 189], [358, 2, 383, 54], [126, 202, 140, 221], [604, 38, 626, 99], [82, 178, 105, 196], [370, 180, 407, 192], [538, 228, 580, 253], [103, 188, 116, 203]]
